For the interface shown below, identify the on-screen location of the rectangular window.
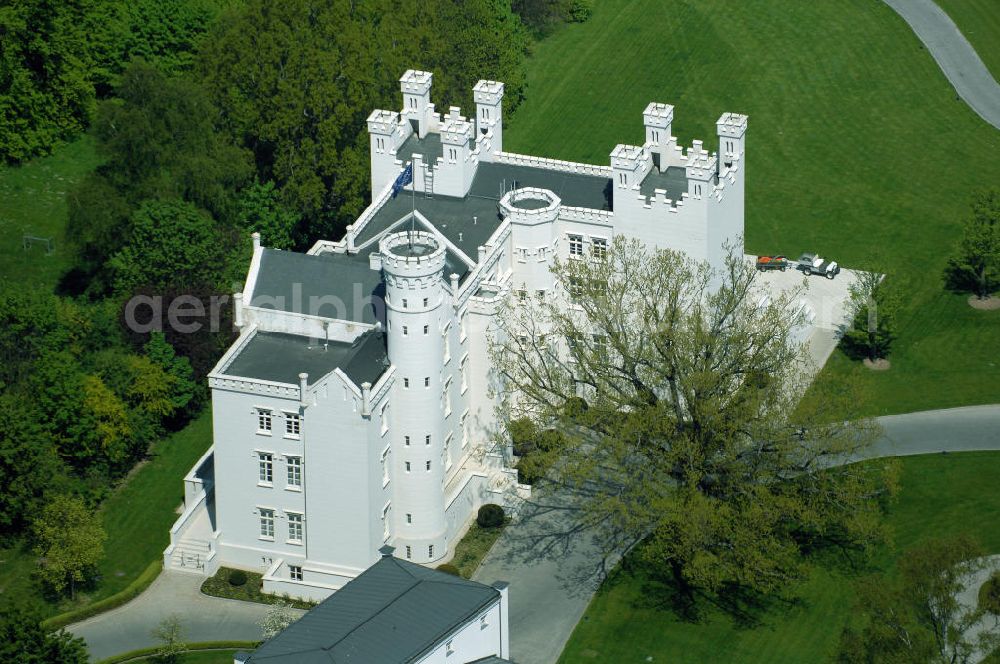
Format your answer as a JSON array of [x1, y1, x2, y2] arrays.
[[405, 461, 411, 472], [516, 289, 527, 302], [460, 357, 469, 393], [406, 545, 412, 559], [424, 376, 430, 388], [423, 324, 429, 335], [404, 435, 411, 446], [402, 298, 408, 309], [443, 377, 452, 416], [258, 453, 273, 484], [287, 512, 303, 543], [402, 325, 408, 336], [535, 289, 545, 301], [380, 402, 389, 434], [259, 508, 274, 539], [428, 545, 434, 558], [425, 460, 431, 471], [443, 333, 451, 364], [289, 565, 303, 582], [568, 276, 584, 301], [592, 237, 608, 259], [568, 234, 583, 257], [406, 513, 412, 524], [403, 377, 410, 388], [593, 334, 608, 357], [284, 412, 300, 437], [423, 297, 428, 307], [256, 409, 272, 434], [381, 447, 390, 485], [425, 434, 431, 446], [286, 456, 302, 488]]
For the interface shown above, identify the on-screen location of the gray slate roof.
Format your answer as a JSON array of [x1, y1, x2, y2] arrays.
[[355, 158, 613, 260], [639, 165, 689, 203], [222, 329, 388, 387], [245, 555, 501, 664], [250, 249, 385, 325]]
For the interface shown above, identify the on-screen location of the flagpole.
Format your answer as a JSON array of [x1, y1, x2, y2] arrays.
[[410, 160, 415, 249]]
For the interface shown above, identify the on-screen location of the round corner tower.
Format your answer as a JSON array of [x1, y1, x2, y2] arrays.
[[379, 230, 449, 564]]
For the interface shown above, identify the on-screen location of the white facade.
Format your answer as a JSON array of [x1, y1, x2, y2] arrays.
[[166, 68, 748, 600]]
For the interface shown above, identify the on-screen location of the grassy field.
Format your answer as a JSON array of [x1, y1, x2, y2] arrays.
[[936, 0, 1000, 82], [0, 135, 100, 288], [0, 411, 212, 616], [557, 451, 1000, 663], [504, 0, 1000, 416]]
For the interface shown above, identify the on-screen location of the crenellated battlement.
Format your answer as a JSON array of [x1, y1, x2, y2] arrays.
[[643, 102, 674, 129], [717, 112, 749, 138], [379, 230, 447, 280], [473, 80, 504, 106], [495, 151, 611, 177], [440, 107, 473, 145], [367, 109, 398, 136], [400, 69, 433, 95]]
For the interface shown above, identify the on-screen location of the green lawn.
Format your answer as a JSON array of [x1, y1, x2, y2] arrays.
[[0, 134, 100, 288], [557, 451, 1000, 663], [505, 0, 1000, 416], [449, 521, 507, 578], [0, 411, 212, 616], [936, 0, 1000, 83]]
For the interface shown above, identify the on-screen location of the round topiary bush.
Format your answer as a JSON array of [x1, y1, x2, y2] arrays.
[[980, 570, 1000, 615], [436, 563, 461, 576], [228, 569, 248, 587], [477, 503, 505, 529]]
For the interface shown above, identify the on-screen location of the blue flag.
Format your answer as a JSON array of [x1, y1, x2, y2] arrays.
[[392, 163, 413, 198]]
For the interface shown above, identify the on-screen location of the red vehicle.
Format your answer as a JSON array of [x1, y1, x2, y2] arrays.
[[756, 255, 789, 272]]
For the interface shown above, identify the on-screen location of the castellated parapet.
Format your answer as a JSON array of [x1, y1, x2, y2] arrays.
[[498, 187, 561, 226], [400, 69, 433, 95], [379, 230, 447, 284]]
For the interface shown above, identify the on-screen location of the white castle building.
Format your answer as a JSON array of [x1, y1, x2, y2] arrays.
[[164, 69, 748, 600]]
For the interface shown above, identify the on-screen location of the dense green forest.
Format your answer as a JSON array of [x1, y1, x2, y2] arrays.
[[0, 0, 590, 653]]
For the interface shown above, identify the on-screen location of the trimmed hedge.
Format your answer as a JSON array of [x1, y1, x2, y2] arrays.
[[42, 559, 162, 631], [228, 569, 248, 586], [436, 563, 461, 576], [477, 504, 505, 529], [96, 640, 257, 664]]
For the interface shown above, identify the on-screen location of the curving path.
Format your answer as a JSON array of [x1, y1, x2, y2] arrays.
[[882, 0, 1000, 130], [473, 405, 1000, 664], [69, 406, 1000, 663], [67, 571, 305, 661]]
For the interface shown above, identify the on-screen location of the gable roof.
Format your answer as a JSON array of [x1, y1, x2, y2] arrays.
[[246, 556, 501, 663]]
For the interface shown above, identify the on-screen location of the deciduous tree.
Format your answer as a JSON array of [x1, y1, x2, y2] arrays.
[[837, 535, 1000, 664], [492, 237, 894, 598], [32, 494, 106, 599], [0, 603, 88, 663]]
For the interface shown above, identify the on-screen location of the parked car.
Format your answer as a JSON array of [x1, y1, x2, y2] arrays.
[[797, 252, 840, 279], [756, 255, 789, 271]]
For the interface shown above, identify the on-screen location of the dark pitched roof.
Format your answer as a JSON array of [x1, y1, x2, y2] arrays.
[[354, 159, 612, 260], [222, 329, 388, 388], [250, 249, 385, 325], [246, 556, 501, 664]]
